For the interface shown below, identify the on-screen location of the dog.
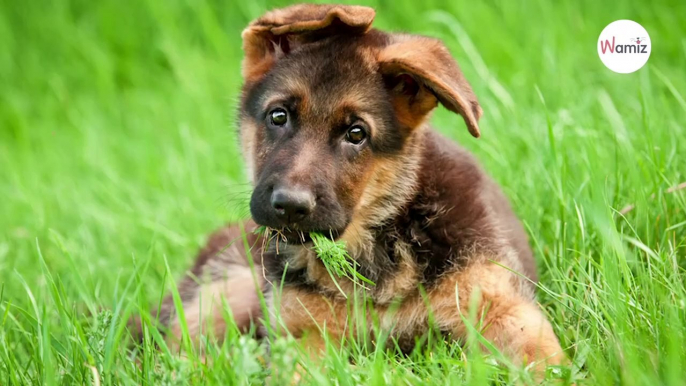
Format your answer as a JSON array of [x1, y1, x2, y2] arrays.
[[155, 3, 566, 376]]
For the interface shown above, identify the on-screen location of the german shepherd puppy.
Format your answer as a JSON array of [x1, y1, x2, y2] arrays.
[[157, 3, 565, 375]]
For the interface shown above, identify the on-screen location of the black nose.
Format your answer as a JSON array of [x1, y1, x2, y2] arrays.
[[270, 186, 316, 224]]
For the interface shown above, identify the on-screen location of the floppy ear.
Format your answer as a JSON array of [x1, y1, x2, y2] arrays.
[[241, 4, 375, 83], [378, 35, 483, 137]]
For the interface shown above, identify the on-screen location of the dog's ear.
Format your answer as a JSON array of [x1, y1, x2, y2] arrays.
[[241, 4, 375, 83], [378, 35, 482, 137]]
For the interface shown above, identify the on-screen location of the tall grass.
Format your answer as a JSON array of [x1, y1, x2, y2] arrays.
[[1, 0, 685, 384]]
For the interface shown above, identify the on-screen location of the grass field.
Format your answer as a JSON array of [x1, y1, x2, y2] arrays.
[[1, 0, 686, 384]]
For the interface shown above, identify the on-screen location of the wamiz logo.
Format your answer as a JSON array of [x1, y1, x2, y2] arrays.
[[600, 37, 648, 54], [598, 20, 651, 73]]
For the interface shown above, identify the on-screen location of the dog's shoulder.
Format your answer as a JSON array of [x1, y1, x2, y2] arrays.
[[373, 129, 534, 288]]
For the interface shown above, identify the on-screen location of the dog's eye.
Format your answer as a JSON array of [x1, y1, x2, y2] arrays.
[[345, 126, 367, 145], [269, 108, 288, 126]]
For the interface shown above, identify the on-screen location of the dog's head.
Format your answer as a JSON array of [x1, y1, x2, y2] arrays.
[[238, 4, 482, 242]]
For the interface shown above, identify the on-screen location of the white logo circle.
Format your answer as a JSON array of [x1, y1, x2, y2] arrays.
[[597, 20, 651, 74]]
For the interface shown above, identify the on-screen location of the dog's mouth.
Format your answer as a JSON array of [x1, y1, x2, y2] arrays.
[[263, 227, 340, 245]]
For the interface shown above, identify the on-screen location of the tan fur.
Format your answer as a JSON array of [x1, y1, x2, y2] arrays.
[[388, 85, 438, 130], [277, 257, 563, 369], [370, 239, 421, 303], [167, 265, 264, 351], [343, 138, 423, 246]]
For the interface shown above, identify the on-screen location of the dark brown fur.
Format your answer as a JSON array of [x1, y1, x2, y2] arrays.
[[156, 3, 565, 376]]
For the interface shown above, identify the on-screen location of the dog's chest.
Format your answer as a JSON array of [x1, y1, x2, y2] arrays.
[[261, 220, 475, 306]]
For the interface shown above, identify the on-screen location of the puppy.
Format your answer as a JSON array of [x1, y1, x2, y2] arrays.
[[157, 3, 565, 375]]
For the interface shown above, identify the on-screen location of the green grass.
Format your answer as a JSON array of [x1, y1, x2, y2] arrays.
[[1, 0, 685, 384]]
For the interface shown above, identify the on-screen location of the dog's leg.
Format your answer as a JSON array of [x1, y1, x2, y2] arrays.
[[479, 299, 565, 370], [162, 265, 265, 352], [428, 260, 566, 376], [272, 287, 350, 382], [280, 334, 329, 385], [158, 224, 266, 352]]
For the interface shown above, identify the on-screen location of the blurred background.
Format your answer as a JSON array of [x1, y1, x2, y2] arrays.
[[1, 0, 685, 384]]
